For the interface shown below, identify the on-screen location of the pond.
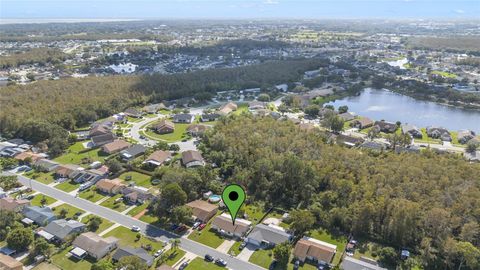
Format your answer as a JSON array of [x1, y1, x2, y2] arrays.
[[327, 88, 480, 133]]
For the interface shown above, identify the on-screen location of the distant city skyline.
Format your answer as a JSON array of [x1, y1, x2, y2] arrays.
[[1, 0, 479, 20]]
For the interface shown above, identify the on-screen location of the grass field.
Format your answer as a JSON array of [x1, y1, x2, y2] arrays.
[[431, 70, 457, 79], [228, 241, 243, 256], [104, 226, 166, 252], [144, 122, 191, 143], [249, 248, 274, 269], [242, 203, 267, 224], [127, 203, 149, 217], [53, 142, 109, 165], [53, 203, 85, 219], [164, 248, 186, 266], [139, 211, 160, 224], [187, 223, 225, 248], [31, 194, 56, 206], [78, 187, 104, 203], [99, 194, 129, 212], [55, 180, 80, 193], [51, 247, 95, 270], [309, 229, 348, 265], [414, 128, 441, 145], [81, 214, 114, 233], [184, 257, 227, 270], [25, 171, 55, 184], [119, 171, 152, 188]]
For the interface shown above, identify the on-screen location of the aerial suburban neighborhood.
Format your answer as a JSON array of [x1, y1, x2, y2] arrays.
[[1, 2, 480, 270]]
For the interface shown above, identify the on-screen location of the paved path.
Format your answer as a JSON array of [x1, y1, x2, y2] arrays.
[[237, 244, 256, 261], [6, 171, 265, 270], [217, 239, 236, 253]]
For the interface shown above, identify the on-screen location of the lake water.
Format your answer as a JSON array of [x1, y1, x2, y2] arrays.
[[327, 88, 480, 133]]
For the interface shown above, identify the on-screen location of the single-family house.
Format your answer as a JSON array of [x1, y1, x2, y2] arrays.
[[186, 124, 210, 137], [143, 150, 172, 167], [153, 119, 175, 134], [218, 102, 238, 115], [457, 130, 476, 144], [293, 236, 337, 264], [0, 197, 30, 212], [248, 101, 266, 111], [334, 134, 365, 147], [359, 141, 387, 151], [246, 224, 292, 248], [71, 232, 119, 260], [96, 178, 126, 194], [101, 140, 131, 154], [374, 121, 397, 133], [338, 112, 355, 121], [426, 126, 451, 141], [201, 113, 221, 122], [122, 186, 153, 204], [40, 219, 86, 242], [112, 246, 154, 267], [341, 256, 387, 270], [89, 122, 112, 137], [91, 133, 116, 146], [211, 213, 252, 238], [143, 103, 166, 114], [120, 144, 146, 160], [22, 206, 56, 226], [34, 159, 59, 172], [172, 114, 195, 124], [0, 254, 23, 270], [186, 200, 218, 222], [54, 164, 84, 179], [351, 118, 374, 129], [72, 169, 105, 184], [124, 108, 143, 118], [13, 151, 43, 163], [401, 124, 422, 139], [181, 150, 205, 168]]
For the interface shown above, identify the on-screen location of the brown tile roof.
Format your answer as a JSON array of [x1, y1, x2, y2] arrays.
[[187, 124, 209, 134], [14, 151, 42, 162], [145, 150, 172, 164], [102, 140, 131, 154], [186, 200, 218, 222], [0, 254, 23, 270], [181, 150, 203, 164], [219, 102, 237, 114], [73, 232, 118, 258], [0, 197, 30, 212], [96, 178, 126, 193], [153, 119, 175, 130], [293, 237, 337, 263], [55, 164, 83, 176]]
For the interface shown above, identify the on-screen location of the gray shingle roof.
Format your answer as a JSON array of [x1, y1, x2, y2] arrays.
[[44, 219, 85, 240], [112, 246, 154, 266], [248, 224, 292, 245]]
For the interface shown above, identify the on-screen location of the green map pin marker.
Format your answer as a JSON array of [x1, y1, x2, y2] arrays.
[[222, 184, 246, 225]]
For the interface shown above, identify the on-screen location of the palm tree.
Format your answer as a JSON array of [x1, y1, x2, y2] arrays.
[[170, 239, 180, 250]]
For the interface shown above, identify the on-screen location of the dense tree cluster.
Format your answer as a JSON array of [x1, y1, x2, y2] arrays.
[[201, 116, 480, 269], [0, 48, 68, 68]]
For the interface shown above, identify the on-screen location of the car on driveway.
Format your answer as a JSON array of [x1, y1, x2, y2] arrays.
[[131, 225, 141, 232], [153, 249, 164, 257], [204, 254, 214, 262], [239, 241, 247, 250], [192, 221, 201, 229], [215, 258, 227, 267], [198, 223, 206, 230], [179, 262, 188, 270]]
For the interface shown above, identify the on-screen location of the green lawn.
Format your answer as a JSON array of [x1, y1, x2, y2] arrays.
[[127, 203, 149, 217], [81, 214, 114, 233], [127, 116, 143, 122], [249, 248, 274, 269], [184, 257, 226, 270], [55, 180, 80, 193], [25, 171, 55, 184], [53, 146, 109, 165], [353, 241, 387, 261], [187, 222, 225, 249], [104, 226, 166, 252], [30, 194, 57, 207], [99, 194, 128, 212], [228, 241, 243, 256], [78, 187, 104, 203], [144, 122, 191, 143], [431, 70, 456, 78], [53, 203, 85, 219], [51, 247, 95, 270], [139, 212, 160, 224], [242, 203, 267, 224], [164, 248, 186, 266], [119, 171, 152, 188], [309, 229, 348, 265]]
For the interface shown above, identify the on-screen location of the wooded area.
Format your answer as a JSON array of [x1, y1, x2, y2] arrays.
[[0, 48, 68, 68], [201, 116, 480, 269]]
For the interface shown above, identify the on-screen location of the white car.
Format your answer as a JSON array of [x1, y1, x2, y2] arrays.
[[153, 249, 164, 257], [131, 226, 141, 232]]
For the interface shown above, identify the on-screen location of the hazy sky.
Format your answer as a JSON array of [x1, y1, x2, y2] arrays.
[[1, 0, 479, 19]]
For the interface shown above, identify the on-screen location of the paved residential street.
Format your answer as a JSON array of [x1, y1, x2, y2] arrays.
[[5, 171, 265, 270]]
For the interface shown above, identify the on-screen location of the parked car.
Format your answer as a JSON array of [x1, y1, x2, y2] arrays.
[[293, 260, 300, 270], [179, 262, 188, 270], [175, 225, 187, 233], [198, 223, 206, 230], [215, 258, 227, 267], [269, 260, 278, 270], [204, 254, 214, 262], [170, 224, 179, 231], [131, 226, 141, 232], [239, 241, 247, 250], [318, 260, 329, 270], [153, 249, 164, 257], [192, 221, 201, 229]]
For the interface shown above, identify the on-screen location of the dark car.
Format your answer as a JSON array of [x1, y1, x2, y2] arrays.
[[239, 241, 247, 250], [179, 262, 188, 270], [175, 225, 187, 233], [170, 224, 179, 231], [293, 260, 300, 270], [318, 260, 329, 270], [204, 254, 214, 262], [215, 258, 227, 267], [269, 260, 278, 270]]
